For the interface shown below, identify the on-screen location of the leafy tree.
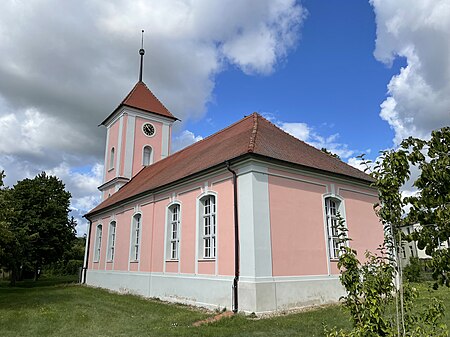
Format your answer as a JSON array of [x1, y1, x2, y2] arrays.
[[45, 231, 86, 276], [11, 172, 76, 281], [361, 126, 450, 287], [0, 171, 24, 285], [326, 214, 447, 337], [403, 256, 422, 283], [401, 127, 450, 287], [326, 126, 450, 336], [0, 171, 10, 259]]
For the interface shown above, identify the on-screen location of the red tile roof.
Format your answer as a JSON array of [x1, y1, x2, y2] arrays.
[[87, 113, 373, 217], [101, 82, 177, 125]]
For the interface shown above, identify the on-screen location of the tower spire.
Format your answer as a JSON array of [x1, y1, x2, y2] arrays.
[[139, 30, 145, 82]]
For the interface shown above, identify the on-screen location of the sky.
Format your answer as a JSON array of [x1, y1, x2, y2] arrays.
[[0, 0, 449, 236]]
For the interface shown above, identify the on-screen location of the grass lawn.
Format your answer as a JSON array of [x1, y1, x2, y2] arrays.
[[0, 277, 448, 337]]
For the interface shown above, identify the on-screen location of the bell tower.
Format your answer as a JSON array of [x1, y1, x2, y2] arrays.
[[98, 32, 178, 200]]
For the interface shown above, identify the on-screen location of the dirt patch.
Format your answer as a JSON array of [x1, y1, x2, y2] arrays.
[[192, 311, 234, 326]]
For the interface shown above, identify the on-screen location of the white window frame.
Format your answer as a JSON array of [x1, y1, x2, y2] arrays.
[[107, 221, 116, 262], [109, 147, 115, 170], [130, 213, 142, 262], [200, 195, 216, 259], [142, 145, 153, 166], [166, 203, 181, 260], [94, 224, 102, 262], [324, 195, 346, 260]]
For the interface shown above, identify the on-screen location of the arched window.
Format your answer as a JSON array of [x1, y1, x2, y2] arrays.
[[130, 214, 141, 261], [167, 204, 181, 260], [324, 197, 344, 259], [109, 147, 115, 170], [200, 195, 216, 259], [107, 221, 116, 261], [142, 146, 152, 166], [94, 224, 102, 262]]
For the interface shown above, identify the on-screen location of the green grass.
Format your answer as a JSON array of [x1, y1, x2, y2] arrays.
[[0, 277, 449, 337]]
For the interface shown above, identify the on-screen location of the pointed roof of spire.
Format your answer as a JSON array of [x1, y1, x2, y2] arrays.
[[101, 81, 178, 125]]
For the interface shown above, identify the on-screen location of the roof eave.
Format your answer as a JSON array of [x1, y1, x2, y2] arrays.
[[99, 103, 179, 127]]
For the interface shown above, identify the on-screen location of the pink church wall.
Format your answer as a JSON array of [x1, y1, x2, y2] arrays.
[[268, 168, 382, 277], [132, 117, 164, 177], [150, 195, 169, 273], [89, 217, 109, 270], [105, 121, 120, 182], [165, 261, 178, 273], [268, 174, 329, 276], [139, 204, 154, 272], [339, 188, 383, 258], [177, 187, 200, 274], [214, 178, 235, 276], [88, 165, 381, 285], [198, 261, 215, 275], [88, 173, 236, 278], [114, 209, 133, 271]]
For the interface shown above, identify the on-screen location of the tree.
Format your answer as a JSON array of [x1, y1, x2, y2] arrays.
[[401, 127, 450, 287], [0, 171, 10, 260], [0, 172, 29, 285], [11, 172, 75, 281], [360, 126, 450, 287], [326, 214, 447, 337], [326, 126, 450, 336]]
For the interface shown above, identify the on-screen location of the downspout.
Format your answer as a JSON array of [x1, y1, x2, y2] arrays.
[[226, 161, 240, 313], [82, 217, 92, 284]]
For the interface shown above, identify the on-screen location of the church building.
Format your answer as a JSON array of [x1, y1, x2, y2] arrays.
[[83, 47, 383, 313]]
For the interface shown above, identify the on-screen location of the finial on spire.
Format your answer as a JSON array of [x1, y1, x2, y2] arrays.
[[139, 30, 145, 82]]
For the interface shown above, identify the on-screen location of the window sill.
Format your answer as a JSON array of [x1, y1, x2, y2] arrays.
[[108, 167, 114, 172], [165, 259, 179, 263], [198, 258, 216, 262], [129, 260, 139, 263], [329, 258, 339, 262], [93, 261, 100, 263], [106, 260, 113, 263]]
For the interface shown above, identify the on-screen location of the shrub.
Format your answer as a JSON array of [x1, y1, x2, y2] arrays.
[[403, 256, 422, 282]]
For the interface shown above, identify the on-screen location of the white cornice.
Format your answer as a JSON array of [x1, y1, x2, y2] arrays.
[[98, 176, 130, 191], [104, 106, 176, 128]]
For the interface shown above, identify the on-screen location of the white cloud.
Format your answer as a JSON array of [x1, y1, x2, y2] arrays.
[[0, 1, 306, 236], [264, 113, 359, 160], [347, 156, 373, 173], [307, 133, 356, 159], [278, 122, 310, 140], [172, 130, 203, 153], [0, 1, 305, 154], [371, 0, 450, 145], [47, 163, 102, 236], [0, 107, 96, 159]]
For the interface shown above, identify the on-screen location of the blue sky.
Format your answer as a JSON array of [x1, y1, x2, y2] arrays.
[[186, 0, 405, 158], [0, 0, 448, 235]]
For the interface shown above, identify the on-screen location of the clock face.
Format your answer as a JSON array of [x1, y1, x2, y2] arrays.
[[142, 123, 155, 137]]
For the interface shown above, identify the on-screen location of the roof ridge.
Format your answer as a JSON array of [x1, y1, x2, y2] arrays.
[[168, 113, 255, 157], [248, 112, 259, 153]]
